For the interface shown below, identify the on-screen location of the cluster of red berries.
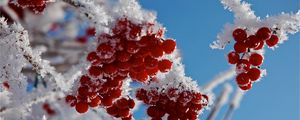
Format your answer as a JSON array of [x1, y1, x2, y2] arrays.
[[106, 97, 135, 120], [136, 88, 208, 120], [0, 0, 48, 23], [65, 18, 176, 119], [42, 103, 56, 116], [16, 0, 48, 13], [228, 27, 280, 90]]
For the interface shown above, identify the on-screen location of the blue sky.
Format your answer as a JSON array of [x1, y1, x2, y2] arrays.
[[137, 0, 300, 120]]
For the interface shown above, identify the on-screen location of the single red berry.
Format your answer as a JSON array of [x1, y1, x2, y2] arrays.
[[256, 27, 272, 40], [75, 102, 89, 113], [126, 41, 140, 54], [118, 108, 130, 117], [150, 46, 164, 58], [86, 27, 96, 36], [146, 67, 159, 76], [116, 98, 129, 109], [232, 28, 247, 42], [102, 96, 114, 106], [236, 59, 250, 72], [249, 53, 263, 66], [227, 51, 240, 64], [266, 35, 279, 47], [117, 61, 131, 71], [65, 95, 77, 107], [89, 96, 102, 107], [87, 51, 99, 63], [239, 83, 252, 90], [158, 59, 172, 73], [88, 66, 102, 77], [145, 56, 158, 68], [147, 106, 157, 117], [2, 81, 9, 89], [162, 39, 176, 54], [106, 105, 118, 116], [247, 68, 261, 81], [78, 86, 89, 96], [236, 73, 250, 86], [97, 43, 115, 59], [80, 75, 91, 85], [245, 35, 261, 48], [234, 42, 247, 53], [117, 51, 132, 62], [127, 99, 135, 109], [135, 71, 149, 82], [103, 64, 118, 75]]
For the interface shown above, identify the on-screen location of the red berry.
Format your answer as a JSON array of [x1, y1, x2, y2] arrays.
[[247, 68, 261, 81], [150, 46, 164, 58], [80, 75, 91, 85], [236, 73, 250, 86], [266, 35, 279, 47], [117, 51, 132, 62], [146, 67, 159, 76], [126, 41, 140, 54], [135, 71, 148, 82], [162, 39, 176, 54], [103, 64, 118, 75], [245, 35, 261, 48], [249, 53, 263, 66], [88, 66, 102, 77], [97, 43, 115, 59], [118, 108, 130, 117], [17, 0, 45, 7], [86, 27, 96, 36], [2, 81, 9, 89], [234, 42, 247, 53], [116, 98, 129, 109], [236, 59, 250, 72], [107, 105, 118, 116], [158, 59, 172, 73], [77, 36, 88, 44], [227, 51, 240, 64], [256, 27, 272, 40], [147, 106, 157, 117], [102, 96, 114, 106], [78, 86, 89, 96], [89, 96, 101, 107], [65, 95, 77, 107], [145, 56, 158, 68], [87, 51, 99, 62], [75, 102, 89, 113], [232, 28, 247, 42], [239, 83, 252, 90], [117, 61, 131, 71], [128, 99, 135, 109]]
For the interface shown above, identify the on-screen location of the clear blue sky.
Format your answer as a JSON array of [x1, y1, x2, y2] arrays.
[[136, 0, 300, 120]]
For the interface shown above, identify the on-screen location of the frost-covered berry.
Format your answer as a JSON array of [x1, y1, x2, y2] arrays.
[[158, 59, 172, 72], [247, 68, 261, 81], [162, 39, 176, 54], [249, 53, 263, 66], [232, 28, 247, 42], [236, 73, 250, 86], [75, 102, 89, 113], [234, 42, 247, 53], [266, 35, 279, 47], [256, 27, 272, 40], [227, 51, 240, 64]]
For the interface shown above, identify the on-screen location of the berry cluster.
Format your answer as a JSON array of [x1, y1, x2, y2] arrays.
[[106, 97, 135, 120], [65, 18, 176, 119], [0, 0, 48, 23], [136, 88, 208, 120], [228, 27, 280, 90]]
